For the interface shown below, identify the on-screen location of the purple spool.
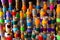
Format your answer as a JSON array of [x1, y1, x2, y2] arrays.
[[6, 11, 11, 18], [40, 18, 43, 23], [27, 29, 32, 33], [51, 28, 55, 32], [40, 27, 43, 32], [57, 0, 60, 4], [47, 27, 51, 32], [42, 0, 47, 2], [1, 0, 6, 4]]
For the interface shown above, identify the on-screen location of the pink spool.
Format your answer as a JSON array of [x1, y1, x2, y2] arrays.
[[50, 4, 54, 11], [0, 25, 3, 30], [8, 0, 12, 4]]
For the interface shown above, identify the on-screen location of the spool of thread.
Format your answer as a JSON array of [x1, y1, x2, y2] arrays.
[[27, 18, 32, 27], [8, 0, 12, 4], [38, 34, 43, 40], [20, 11, 24, 19], [43, 27, 47, 32], [47, 27, 51, 32], [32, 9, 37, 16], [27, 28, 32, 33], [0, 10, 4, 17], [57, 0, 60, 4], [50, 3, 54, 11], [43, 34, 47, 40], [40, 27, 43, 32], [51, 19, 56, 24], [6, 11, 11, 18], [29, 2, 33, 11], [0, 25, 4, 36], [40, 9, 46, 17], [1, 0, 6, 5], [49, 0, 54, 3], [13, 27, 18, 33], [20, 26, 25, 32], [51, 27, 55, 32], [50, 35, 55, 40], [5, 33, 12, 40], [22, 2, 26, 11], [16, 12, 20, 18], [12, 10, 16, 17], [12, 21, 18, 25], [26, 9, 31, 17], [42, 18, 48, 26], [48, 19, 51, 25], [27, 22, 32, 27], [31, 31, 36, 39], [3, 6, 7, 13], [0, 19, 4, 24], [14, 32, 20, 38], [56, 34, 60, 40], [5, 19, 11, 23], [8, 4, 13, 11], [35, 17, 40, 26], [36, 6, 41, 9], [42, 0, 47, 2], [56, 18, 60, 23], [56, 4, 60, 14], [35, 27, 40, 33], [43, 2, 47, 11], [21, 33, 24, 40], [24, 31, 28, 39]]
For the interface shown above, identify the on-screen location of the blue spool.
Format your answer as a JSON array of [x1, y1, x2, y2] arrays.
[[43, 34, 47, 40], [36, 6, 41, 9], [27, 22, 32, 26], [13, 28, 18, 33], [9, 5, 13, 11], [48, 20, 51, 24], [5, 20, 11, 23], [3, 7, 7, 13]]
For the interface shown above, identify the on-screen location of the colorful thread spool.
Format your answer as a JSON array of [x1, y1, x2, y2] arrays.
[[29, 2, 33, 11]]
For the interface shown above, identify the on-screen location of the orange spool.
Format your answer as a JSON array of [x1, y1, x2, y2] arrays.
[[40, 9, 46, 16], [29, 5, 33, 10], [21, 33, 24, 40], [29, 2, 33, 10], [20, 11, 24, 19], [26, 9, 31, 16], [43, 2, 47, 11], [56, 4, 60, 14], [35, 18, 40, 25], [22, 5, 27, 11]]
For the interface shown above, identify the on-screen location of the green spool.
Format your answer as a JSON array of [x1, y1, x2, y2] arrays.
[[36, 28, 40, 32], [56, 18, 60, 23], [24, 34, 28, 38], [20, 27, 25, 31], [0, 19, 4, 24], [24, 13, 27, 18], [12, 21, 17, 25], [16, 13, 20, 18], [56, 35, 60, 40], [49, 0, 54, 3], [31, 34, 36, 38], [51, 20, 56, 24]]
